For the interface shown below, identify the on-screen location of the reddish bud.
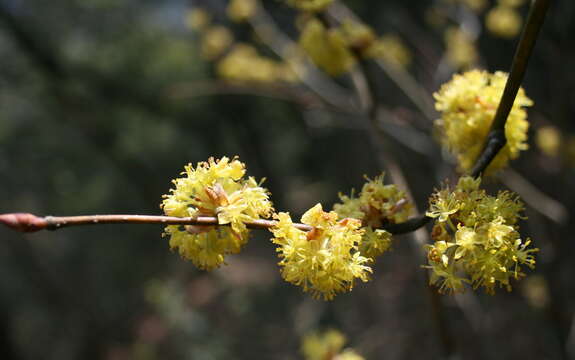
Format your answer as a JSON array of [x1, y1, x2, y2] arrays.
[[0, 213, 48, 232]]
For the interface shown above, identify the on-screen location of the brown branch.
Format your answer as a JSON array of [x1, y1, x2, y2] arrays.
[[470, 0, 550, 178], [0, 213, 315, 233]]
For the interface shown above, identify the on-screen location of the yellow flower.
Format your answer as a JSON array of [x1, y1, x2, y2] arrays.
[[200, 25, 234, 60], [359, 228, 392, 259], [535, 126, 561, 157], [444, 27, 478, 69], [227, 0, 257, 22], [425, 176, 538, 294], [338, 20, 377, 52], [161, 157, 273, 270], [434, 70, 533, 174], [365, 34, 412, 68], [333, 173, 412, 260], [217, 44, 298, 84], [286, 0, 333, 12], [271, 204, 371, 300], [185, 7, 211, 31], [299, 18, 356, 76], [302, 329, 365, 360], [486, 6, 523, 39]]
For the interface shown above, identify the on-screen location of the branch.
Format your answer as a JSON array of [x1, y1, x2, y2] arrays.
[[0, 213, 313, 233], [470, 0, 550, 178], [0, 211, 423, 235], [354, 0, 550, 234]]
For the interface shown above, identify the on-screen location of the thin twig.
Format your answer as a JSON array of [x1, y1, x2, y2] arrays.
[[0, 213, 313, 233], [470, 0, 551, 178], [499, 168, 568, 224]]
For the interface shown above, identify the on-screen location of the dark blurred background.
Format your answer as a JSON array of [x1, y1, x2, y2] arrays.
[[0, 0, 574, 359]]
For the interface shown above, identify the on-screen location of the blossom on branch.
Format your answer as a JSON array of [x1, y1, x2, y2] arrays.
[[161, 157, 273, 270], [434, 70, 532, 174], [425, 176, 537, 294], [333, 173, 412, 259], [270, 204, 371, 300]]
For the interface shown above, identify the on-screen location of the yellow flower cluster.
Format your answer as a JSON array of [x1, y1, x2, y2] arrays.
[[217, 44, 298, 84], [434, 70, 533, 174], [270, 204, 371, 300], [298, 18, 412, 75], [286, 0, 333, 12], [299, 18, 356, 76], [333, 174, 412, 259], [486, 0, 526, 39], [302, 329, 364, 360], [425, 176, 538, 294], [161, 157, 273, 270]]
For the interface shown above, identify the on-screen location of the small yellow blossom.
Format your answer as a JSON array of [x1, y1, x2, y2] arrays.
[[287, 0, 333, 12], [185, 8, 211, 31], [217, 43, 298, 84], [444, 27, 478, 69], [338, 20, 377, 52], [535, 126, 561, 157], [302, 329, 365, 360], [333, 173, 412, 260], [364, 34, 412, 68], [200, 25, 234, 60], [486, 6, 523, 39], [425, 176, 538, 294], [299, 18, 356, 76], [227, 0, 257, 22], [434, 70, 533, 174], [271, 204, 371, 300], [161, 157, 273, 270]]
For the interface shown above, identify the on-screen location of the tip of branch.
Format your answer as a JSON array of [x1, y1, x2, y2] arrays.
[[0, 213, 48, 232]]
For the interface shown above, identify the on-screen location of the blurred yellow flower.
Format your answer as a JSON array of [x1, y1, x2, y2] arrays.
[[227, 0, 257, 22], [302, 329, 364, 360], [444, 27, 478, 69], [486, 6, 523, 39], [365, 34, 412, 68], [217, 43, 298, 83], [200, 26, 234, 60], [299, 18, 356, 76], [185, 7, 211, 31], [535, 126, 561, 157]]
